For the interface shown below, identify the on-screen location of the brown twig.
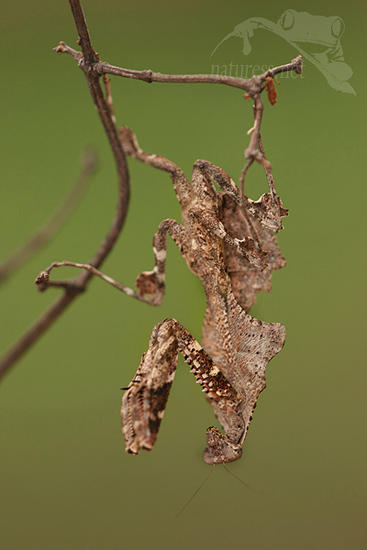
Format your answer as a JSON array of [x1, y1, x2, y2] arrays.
[[55, 41, 302, 95], [0, 0, 130, 382], [240, 103, 276, 200], [0, 148, 97, 285], [54, 40, 301, 177], [244, 96, 269, 167]]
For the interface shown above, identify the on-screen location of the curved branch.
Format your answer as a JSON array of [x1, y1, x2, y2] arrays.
[[68, 0, 96, 65], [0, 0, 130, 382]]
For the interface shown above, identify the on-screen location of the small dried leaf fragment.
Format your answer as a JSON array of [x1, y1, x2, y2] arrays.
[[265, 76, 278, 105]]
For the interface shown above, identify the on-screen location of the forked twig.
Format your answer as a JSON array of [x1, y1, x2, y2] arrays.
[[240, 100, 277, 206], [54, 41, 302, 94], [54, 40, 301, 180]]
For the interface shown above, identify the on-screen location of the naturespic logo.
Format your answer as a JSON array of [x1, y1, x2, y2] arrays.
[[210, 10, 355, 95]]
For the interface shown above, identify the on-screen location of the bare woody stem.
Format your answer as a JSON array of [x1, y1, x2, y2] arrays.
[[55, 41, 302, 95], [54, 41, 301, 171], [67, 0, 96, 65], [240, 100, 277, 201], [244, 96, 267, 165], [99, 56, 302, 93], [0, 0, 129, 382]]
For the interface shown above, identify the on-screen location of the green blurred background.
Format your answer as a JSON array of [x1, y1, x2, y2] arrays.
[[1, 1, 366, 548]]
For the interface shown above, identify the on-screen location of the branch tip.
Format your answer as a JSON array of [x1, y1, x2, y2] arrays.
[[35, 271, 50, 285]]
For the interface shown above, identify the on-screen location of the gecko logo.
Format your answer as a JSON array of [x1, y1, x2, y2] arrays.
[[210, 10, 355, 95]]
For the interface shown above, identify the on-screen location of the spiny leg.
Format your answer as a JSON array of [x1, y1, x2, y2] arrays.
[[121, 319, 178, 454], [121, 318, 244, 463]]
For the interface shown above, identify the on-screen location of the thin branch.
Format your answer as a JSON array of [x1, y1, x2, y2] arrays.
[[244, 96, 269, 166], [67, 0, 96, 65], [0, 148, 97, 285], [53, 41, 301, 188], [96, 55, 302, 95], [55, 42, 302, 95], [240, 103, 276, 198], [0, 0, 130, 382], [0, 292, 78, 378]]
